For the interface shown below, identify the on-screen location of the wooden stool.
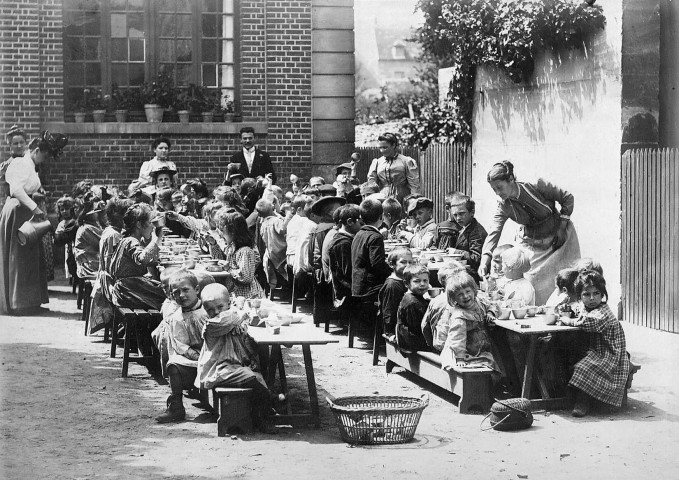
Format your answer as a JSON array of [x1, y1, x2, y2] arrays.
[[81, 278, 94, 330], [212, 387, 254, 436], [115, 307, 162, 377]]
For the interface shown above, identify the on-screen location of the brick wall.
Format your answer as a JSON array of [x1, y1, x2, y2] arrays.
[[1, 0, 318, 201]]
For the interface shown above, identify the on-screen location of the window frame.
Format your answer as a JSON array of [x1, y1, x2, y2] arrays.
[[62, 0, 240, 114]]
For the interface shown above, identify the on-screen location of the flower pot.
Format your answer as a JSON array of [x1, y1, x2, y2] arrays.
[[74, 112, 86, 123], [201, 111, 214, 123], [114, 109, 128, 122], [144, 104, 165, 123], [92, 109, 106, 123], [178, 110, 190, 124], [224, 113, 234, 122]]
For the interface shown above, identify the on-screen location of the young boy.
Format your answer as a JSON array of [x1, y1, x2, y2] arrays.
[[380, 197, 403, 240], [399, 197, 437, 249], [287, 195, 315, 274], [421, 262, 467, 349], [445, 193, 487, 282], [256, 198, 293, 290], [501, 247, 535, 306], [197, 283, 275, 432], [156, 270, 209, 423], [378, 247, 412, 338], [435, 191, 461, 250], [395, 264, 431, 352], [328, 204, 363, 310]]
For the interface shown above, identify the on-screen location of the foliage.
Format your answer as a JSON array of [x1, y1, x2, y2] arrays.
[[403, 0, 606, 149], [174, 84, 233, 113], [109, 84, 140, 111], [73, 88, 109, 111], [355, 83, 436, 125], [139, 68, 176, 108]]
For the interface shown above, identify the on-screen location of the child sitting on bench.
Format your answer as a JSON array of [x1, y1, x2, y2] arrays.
[[395, 264, 431, 352], [196, 283, 276, 433], [156, 270, 209, 423], [378, 246, 413, 339]]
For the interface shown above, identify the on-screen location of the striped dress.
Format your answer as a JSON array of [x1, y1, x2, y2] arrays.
[[569, 302, 630, 407]]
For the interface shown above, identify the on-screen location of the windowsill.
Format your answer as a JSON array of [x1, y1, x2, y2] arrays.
[[40, 121, 268, 135]]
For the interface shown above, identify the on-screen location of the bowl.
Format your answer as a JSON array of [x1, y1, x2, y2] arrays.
[[248, 298, 262, 309], [512, 307, 528, 319], [447, 249, 465, 258], [278, 313, 293, 326], [497, 307, 511, 320], [526, 306, 537, 317], [291, 313, 305, 324], [428, 287, 442, 298], [160, 261, 184, 269], [541, 313, 558, 325]]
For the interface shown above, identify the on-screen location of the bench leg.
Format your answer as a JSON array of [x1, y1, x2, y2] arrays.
[[110, 311, 119, 358], [217, 392, 253, 436], [347, 312, 355, 348], [302, 345, 320, 429], [386, 359, 396, 374], [372, 319, 382, 366], [458, 375, 493, 414], [103, 325, 110, 343], [121, 317, 133, 378]]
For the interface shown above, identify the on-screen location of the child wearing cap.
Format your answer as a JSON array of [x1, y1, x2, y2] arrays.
[[74, 198, 104, 279], [399, 197, 437, 249]]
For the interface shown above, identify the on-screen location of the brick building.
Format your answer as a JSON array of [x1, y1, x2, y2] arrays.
[[0, 0, 355, 198]]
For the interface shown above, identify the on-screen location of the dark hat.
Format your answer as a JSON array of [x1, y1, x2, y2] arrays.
[[150, 165, 177, 178], [317, 184, 337, 197], [229, 173, 245, 181], [29, 130, 68, 158], [335, 162, 354, 175], [310, 196, 346, 217], [406, 196, 434, 215]]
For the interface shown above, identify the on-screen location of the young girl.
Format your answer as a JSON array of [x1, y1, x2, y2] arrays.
[[53, 195, 78, 280], [421, 262, 467, 349], [500, 247, 535, 306], [484, 243, 512, 299], [546, 267, 579, 309], [378, 246, 412, 338], [559, 270, 630, 417], [395, 263, 431, 351], [434, 271, 500, 373]]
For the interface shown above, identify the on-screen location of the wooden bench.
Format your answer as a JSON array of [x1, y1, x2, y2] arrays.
[[212, 387, 254, 436], [111, 306, 162, 377], [384, 336, 493, 414]]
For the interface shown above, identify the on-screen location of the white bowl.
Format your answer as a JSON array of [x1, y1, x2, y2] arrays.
[[497, 307, 511, 320]]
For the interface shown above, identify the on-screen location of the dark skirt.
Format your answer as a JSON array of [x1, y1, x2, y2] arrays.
[[0, 198, 48, 312], [111, 275, 165, 311]]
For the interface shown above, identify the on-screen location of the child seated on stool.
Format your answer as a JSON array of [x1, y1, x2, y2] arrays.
[[500, 247, 535, 306], [196, 283, 276, 433], [395, 264, 431, 351], [433, 271, 501, 375], [421, 263, 467, 349], [156, 270, 209, 424], [559, 270, 630, 417], [379, 247, 413, 339]]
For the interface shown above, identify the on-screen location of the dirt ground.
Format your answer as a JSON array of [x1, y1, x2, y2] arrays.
[[1, 277, 678, 480]]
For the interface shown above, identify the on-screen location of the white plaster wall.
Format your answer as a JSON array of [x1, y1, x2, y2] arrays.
[[471, 0, 623, 305]]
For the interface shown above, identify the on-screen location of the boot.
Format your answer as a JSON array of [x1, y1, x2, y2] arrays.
[[572, 390, 591, 418], [156, 394, 186, 423]]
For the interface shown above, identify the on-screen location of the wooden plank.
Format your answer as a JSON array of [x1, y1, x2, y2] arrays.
[[661, 149, 669, 332], [621, 151, 628, 322], [671, 150, 679, 331]]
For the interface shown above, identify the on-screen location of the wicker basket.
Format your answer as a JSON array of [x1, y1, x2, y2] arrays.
[[326, 394, 429, 445]]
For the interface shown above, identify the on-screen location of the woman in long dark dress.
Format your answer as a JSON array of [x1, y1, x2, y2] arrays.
[[109, 203, 166, 310], [0, 131, 68, 314]]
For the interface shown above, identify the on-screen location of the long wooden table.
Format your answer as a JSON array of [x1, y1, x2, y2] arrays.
[[248, 323, 339, 428], [494, 316, 579, 410]]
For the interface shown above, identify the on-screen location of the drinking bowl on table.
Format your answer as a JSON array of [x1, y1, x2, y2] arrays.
[[248, 298, 262, 309], [542, 313, 558, 325], [428, 287, 442, 298], [512, 307, 528, 319], [526, 306, 537, 317], [278, 313, 293, 326], [497, 307, 511, 320]]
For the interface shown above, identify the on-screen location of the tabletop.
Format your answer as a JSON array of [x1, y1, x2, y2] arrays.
[[248, 323, 340, 346], [493, 315, 580, 335]]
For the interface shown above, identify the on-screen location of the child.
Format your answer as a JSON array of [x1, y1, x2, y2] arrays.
[[421, 262, 467, 349], [559, 270, 630, 417], [328, 204, 363, 310], [433, 271, 500, 373], [399, 197, 437, 249], [380, 197, 403, 240], [500, 247, 535, 306], [378, 247, 412, 338], [443, 193, 488, 282], [53, 195, 78, 280], [74, 199, 104, 279], [287, 194, 315, 274], [197, 283, 276, 432], [435, 191, 461, 250], [256, 198, 292, 290], [395, 264, 431, 351], [151, 266, 184, 378], [484, 244, 513, 299], [156, 270, 209, 423], [546, 267, 579, 309]]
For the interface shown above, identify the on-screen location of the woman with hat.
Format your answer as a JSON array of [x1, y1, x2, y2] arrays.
[[367, 133, 420, 205], [135, 137, 177, 190], [399, 197, 437, 249], [74, 198, 105, 279], [478, 161, 581, 305], [0, 130, 68, 314], [151, 165, 176, 191]]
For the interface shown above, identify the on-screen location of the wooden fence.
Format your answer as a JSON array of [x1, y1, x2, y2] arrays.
[[354, 143, 472, 222], [621, 148, 679, 332]]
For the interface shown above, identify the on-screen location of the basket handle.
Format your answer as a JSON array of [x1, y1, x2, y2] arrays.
[[479, 411, 512, 432], [493, 398, 530, 418], [419, 393, 430, 407]]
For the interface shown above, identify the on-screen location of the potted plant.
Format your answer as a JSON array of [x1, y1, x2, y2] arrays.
[[110, 84, 138, 122], [173, 87, 192, 124], [221, 95, 235, 122], [139, 69, 175, 122], [86, 88, 108, 122], [73, 93, 87, 123]]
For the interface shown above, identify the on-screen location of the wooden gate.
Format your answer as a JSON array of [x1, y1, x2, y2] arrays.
[[354, 143, 472, 222], [621, 148, 679, 332]]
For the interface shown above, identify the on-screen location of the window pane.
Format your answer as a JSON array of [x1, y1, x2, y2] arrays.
[[202, 64, 216, 86], [129, 38, 145, 61], [201, 39, 216, 62], [157, 0, 176, 13], [218, 64, 233, 88], [65, 64, 84, 85], [130, 64, 145, 85], [176, 39, 191, 61], [222, 0, 234, 14], [85, 63, 101, 84], [84, 37, 100, 60], [159, 39, 175, 62], [111, 38, 127, 60], [222, 15, 233, 38], [83, 10, 101, 35], [128, 14, 145, 37], [111, 64, 128, 85], [110, 13, 126, 37], [202, 14, 216, 37], [176, 64, 191, 86], [176, 14, 191, 37], [159, 14, 175, 36], [177, 0, 190, 13], [65, 0, 100, 11], [221, 40, 233, 63], [128, 0, 144, 10], [64, 36, 84, 61], [204, 0, 218, 13], [111, 0, 127, 10]]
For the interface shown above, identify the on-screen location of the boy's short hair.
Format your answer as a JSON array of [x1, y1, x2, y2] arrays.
[[255, 198, 274, 216], [387, 246, 411, 266], [359, 181, 380, 196], [572, 257, 603, 276], [555, 268, 579, 296], [447, 192, 475, 212], [309, 176, 326, 186], [445, 271, 478, 303], [437, 262, 467, 285], [169, 270, 199, 289], [382, 197, 402, 218], [291, 194, 311, 212], [160, 266, 185, 290], [501, 247, 531, 275], [201, 282, 230, 305], [493, 244, 514, 261], [194, 271, 216, 292], [403, 264, 429, 284], [359, 198, 383, 224], [574, 270, 608, 300], [338, 204, 361, 225]]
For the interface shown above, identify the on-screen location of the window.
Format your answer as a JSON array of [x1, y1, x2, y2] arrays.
[[391, 43, 407, 60], [63, 0, 237, 112]]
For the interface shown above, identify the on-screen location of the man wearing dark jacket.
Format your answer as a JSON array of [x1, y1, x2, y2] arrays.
[[227, 126, 276, 184]]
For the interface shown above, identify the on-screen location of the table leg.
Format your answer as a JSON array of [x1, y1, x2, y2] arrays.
[[521, 336, 538, 399], [302, 345, 320, 428], [266, 345, 282, 388]]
